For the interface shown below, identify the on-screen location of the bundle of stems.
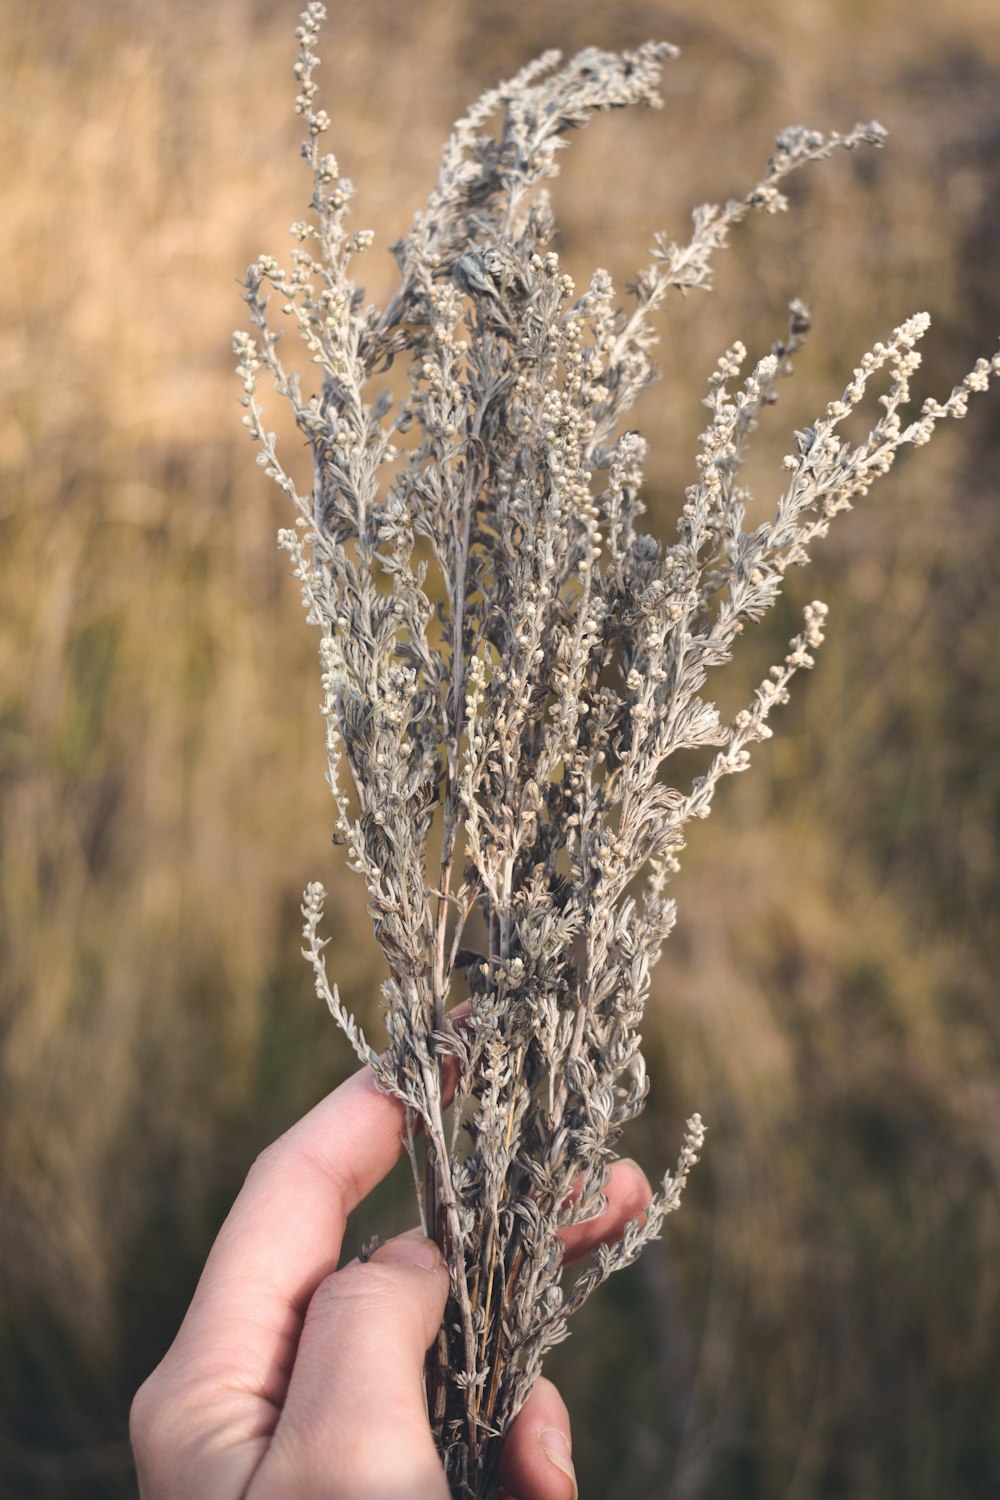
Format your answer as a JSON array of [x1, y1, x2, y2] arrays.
[[235, 7, 999, 1493]]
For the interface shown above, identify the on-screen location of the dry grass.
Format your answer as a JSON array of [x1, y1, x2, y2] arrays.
[[1, 1, 998, 1495]]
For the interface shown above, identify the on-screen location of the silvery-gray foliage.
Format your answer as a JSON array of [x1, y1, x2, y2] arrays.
[[235, 7, 999, 1494]]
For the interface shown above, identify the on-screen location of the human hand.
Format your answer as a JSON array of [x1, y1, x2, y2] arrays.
[[130, 1041, 652, 1499]]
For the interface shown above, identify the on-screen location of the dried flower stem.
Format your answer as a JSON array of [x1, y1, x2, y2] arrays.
[[237, 8, 1000, 1495]]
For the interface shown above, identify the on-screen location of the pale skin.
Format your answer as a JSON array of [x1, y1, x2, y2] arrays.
[[130, 1028, 653, 1500]]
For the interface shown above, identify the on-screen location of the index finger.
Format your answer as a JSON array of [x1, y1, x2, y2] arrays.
[[185, 1007, 468, 1345], [198, 1066, 412, 1318], [132, 1062, 432, 1495]]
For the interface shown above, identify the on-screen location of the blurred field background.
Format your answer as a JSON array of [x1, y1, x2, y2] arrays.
[[2, 0, 999, 1495]]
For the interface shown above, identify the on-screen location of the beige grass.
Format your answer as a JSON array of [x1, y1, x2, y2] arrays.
[[2, 1, 999, 1494]]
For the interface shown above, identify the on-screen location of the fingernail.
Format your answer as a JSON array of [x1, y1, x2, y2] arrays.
[[539, 1428, 578, 1499], [371, 1230, 444, 1272]]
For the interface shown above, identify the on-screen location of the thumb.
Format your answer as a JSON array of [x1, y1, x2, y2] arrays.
[[249, 1232, 451, 1500]]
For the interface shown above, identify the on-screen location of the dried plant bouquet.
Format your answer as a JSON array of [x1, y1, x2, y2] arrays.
[[235, 7, 999, 1495]]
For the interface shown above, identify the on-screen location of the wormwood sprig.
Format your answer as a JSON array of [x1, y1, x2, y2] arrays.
[[236, 6, 1000, 1494]]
